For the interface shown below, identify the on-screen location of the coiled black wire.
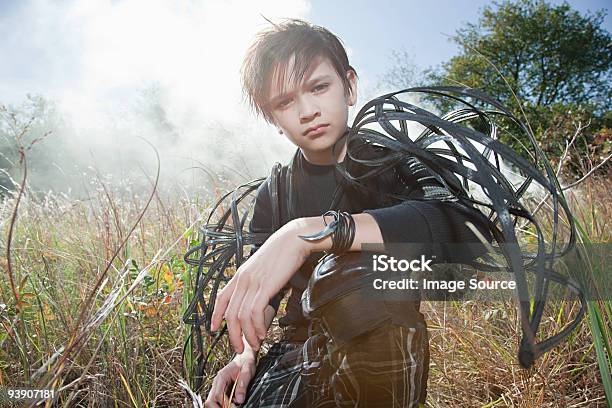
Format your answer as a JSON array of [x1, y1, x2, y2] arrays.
[[181, 86, 584, 394], [338, 86, 583, 369], [181, 178, 272, 393]]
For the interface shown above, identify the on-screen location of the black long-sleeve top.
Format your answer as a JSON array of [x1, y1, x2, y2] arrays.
[[248, 143, 492, 336]]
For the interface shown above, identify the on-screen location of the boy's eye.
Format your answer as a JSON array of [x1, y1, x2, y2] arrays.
[[312, 83, 329, 93], [276, 98, 293, 109]]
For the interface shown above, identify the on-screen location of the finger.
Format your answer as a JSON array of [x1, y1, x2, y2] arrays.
[[238, 289, 261, 352], [211, 277, 236, 331], [216, 374, 231, 406], [225, 276, 248, 353], [206, 376, 224, 408], [204, 397, 220, 408], [250, 291, 269, 340], [234, 362, 255, 404], [204, 399, 220, 408]]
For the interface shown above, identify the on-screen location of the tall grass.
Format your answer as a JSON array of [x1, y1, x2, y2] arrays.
[[571, 180, 612, 405], [0, 175, 208, 406], [423, 176, 611, 407], [0, 173, 609, 407]]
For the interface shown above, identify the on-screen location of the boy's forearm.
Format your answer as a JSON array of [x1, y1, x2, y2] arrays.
[[292, 213, 383, 255]]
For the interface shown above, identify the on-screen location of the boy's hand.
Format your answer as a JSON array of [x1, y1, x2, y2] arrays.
[[211, 219, 310, 353], [205, 352, 256, 407]]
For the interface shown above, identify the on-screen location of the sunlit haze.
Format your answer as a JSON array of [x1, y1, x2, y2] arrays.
[[0, 0, 608, 196], [0, 0, 311, 195]]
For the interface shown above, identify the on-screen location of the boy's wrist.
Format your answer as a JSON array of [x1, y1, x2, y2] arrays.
[[238, 348, 257, 361], [237, 336, 258, 361], [290, 213, 383, 255], [289, 216, 333, 255], [234, 350, 257, 369]]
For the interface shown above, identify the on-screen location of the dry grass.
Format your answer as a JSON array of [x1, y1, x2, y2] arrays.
[[422, 176, 611, 407], [0, 173, 609, 407], [423, 300, 606, 407], [0, 176, 206, 407]]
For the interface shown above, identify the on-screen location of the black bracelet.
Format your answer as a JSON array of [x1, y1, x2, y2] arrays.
[[298, 210, 356, 254]]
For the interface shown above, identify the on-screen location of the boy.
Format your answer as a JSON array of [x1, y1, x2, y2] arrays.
[[205, 19, 490, 407]]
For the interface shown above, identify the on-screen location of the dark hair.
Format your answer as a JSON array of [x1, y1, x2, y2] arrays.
[[241, 19, 356, 123]]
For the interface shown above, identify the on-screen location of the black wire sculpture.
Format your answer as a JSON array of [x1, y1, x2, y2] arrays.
[[182, 86, 585, 394]]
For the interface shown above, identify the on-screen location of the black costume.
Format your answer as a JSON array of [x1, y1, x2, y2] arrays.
[[243, 141, 492, 407], [183, 87, 583, 407]]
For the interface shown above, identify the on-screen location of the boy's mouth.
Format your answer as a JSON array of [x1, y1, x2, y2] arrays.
[[303, 124, 329, 137]]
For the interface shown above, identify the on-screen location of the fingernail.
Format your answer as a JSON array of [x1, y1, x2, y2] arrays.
[[236, 393, 244, 403]]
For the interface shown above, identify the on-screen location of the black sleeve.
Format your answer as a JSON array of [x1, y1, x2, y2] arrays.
[[364, 200, 491, 256], [248, 177, 289, 313], [363, 158, 493, 262]]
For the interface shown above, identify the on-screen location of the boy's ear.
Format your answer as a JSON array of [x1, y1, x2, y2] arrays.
[[346, 70, 358, 106]]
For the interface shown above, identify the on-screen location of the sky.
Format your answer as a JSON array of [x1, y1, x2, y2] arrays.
[[0, 0, 609, 194], [1, 0, 609, 104], [308, 0, 611, 86]]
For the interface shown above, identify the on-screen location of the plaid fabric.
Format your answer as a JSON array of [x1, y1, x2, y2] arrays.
[[241, 322, 429, 407]]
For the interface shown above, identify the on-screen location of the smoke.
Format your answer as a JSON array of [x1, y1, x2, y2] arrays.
[[0, 0, 311, 198]]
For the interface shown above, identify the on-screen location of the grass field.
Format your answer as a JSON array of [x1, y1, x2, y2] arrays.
[[0, 171, 610, 407]]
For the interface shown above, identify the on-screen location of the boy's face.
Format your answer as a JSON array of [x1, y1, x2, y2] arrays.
[[266, 56, 357, 164]]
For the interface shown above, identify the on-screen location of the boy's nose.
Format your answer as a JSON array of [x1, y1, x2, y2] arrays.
[[299, 97, 320, 123]]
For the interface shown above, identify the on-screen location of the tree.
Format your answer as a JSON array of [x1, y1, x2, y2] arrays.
[[439, 0, 611, 111], [418, 0, 612, 177], [0, 96, 67, 195]]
